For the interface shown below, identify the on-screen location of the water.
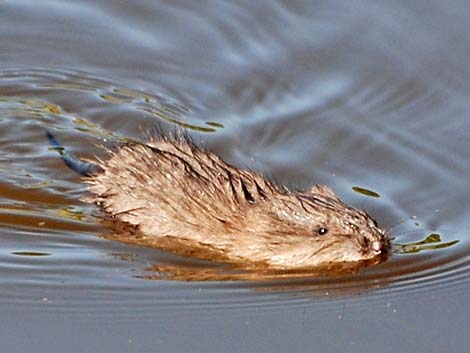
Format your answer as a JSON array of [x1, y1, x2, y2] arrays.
[[0, 0, 469, 352]]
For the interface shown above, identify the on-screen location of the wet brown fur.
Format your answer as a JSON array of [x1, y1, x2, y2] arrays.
[[85, 133, 389, 269]]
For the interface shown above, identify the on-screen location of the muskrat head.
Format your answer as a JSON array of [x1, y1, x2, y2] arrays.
[[253, 185, 389, 268]]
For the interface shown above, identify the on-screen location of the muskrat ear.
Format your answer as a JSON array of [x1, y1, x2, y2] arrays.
[[309, 184, 339, 199]]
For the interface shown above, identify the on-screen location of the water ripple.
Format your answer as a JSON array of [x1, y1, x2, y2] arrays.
[[0, 0, 468, 330]]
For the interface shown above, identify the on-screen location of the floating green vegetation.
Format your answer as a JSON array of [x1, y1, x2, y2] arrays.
[[72, 116, 128, 142], [56, 207, 87, 221], [205, 121, 224, 128], [2, 74, 224, 139], [43, 103, 61, 114], [0, 97, 65, 120], [95, 85, 221, 133], [392, 233, 459, 254], [99, 94, 132, 104], [352, 186, 381, 198], [73, 116, 99, 129], [99, 87, 155, 103], [144, 107, 218, 133], [12, 251, 51, 257]]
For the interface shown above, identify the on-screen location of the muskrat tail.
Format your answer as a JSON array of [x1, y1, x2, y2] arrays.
[[45, 131, 103, 177]]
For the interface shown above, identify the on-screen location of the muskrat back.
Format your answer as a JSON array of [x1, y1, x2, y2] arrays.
[[81, 133, 389, 269]]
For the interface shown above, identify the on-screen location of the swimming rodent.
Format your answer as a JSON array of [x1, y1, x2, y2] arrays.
[[47, 131, 389, 269]]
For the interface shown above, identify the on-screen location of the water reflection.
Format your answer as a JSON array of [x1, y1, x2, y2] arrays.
[[0, 69, 222, 135], [0, 1, 468, 339]]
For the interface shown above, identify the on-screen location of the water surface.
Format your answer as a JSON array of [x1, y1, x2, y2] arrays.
[[0, 1, 469, 352]]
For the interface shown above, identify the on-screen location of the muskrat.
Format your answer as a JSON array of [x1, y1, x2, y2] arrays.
[[47, 131, 389, 269]]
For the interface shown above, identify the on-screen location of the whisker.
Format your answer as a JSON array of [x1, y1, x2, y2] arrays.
[[385, 218, 416, 233], [112, 207, 145, 216], [394, 228, 426, 236], [359, 198, 368, 211]]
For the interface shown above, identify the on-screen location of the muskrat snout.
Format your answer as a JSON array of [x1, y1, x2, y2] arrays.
[[364, 230, 389, 257], [372, 240, 383, 254]]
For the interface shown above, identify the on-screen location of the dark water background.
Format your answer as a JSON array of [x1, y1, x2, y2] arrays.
[[0, 0, 469, 352]]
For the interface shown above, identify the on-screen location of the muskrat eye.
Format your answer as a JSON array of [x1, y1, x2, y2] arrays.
[[318, 227, 328, 235]]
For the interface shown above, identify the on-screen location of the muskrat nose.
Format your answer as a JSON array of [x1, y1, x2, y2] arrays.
[[371, 240, 382, 254]]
